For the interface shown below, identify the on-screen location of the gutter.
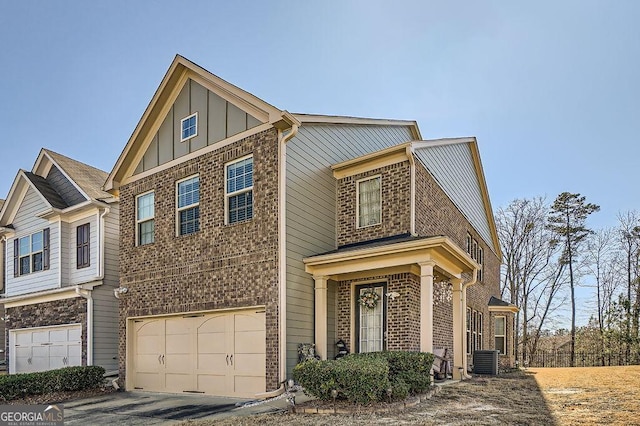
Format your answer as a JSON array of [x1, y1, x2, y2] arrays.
[[460, 268, 477, 379], [407, 144, 416, 236]]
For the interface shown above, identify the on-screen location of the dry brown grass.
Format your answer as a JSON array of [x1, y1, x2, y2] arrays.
[[529, 365, 640, 426], [181, 366, 640, 425]]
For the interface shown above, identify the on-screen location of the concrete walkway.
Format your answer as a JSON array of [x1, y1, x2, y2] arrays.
[[63, 390, 309, 425]]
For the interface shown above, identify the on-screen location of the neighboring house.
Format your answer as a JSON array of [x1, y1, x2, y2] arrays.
[[104, 55, 517, 398], [0, 150, 119, 374], [0, 198, 5, 363]]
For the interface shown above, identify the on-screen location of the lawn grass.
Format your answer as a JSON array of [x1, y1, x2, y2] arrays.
[[181, 366, 640, 425], [530, 365, 640, 426]]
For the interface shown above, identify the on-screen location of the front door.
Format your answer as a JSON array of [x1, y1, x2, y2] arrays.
[[355, 283, 386, 353]]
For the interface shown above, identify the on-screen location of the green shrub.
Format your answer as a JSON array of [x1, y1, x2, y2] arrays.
[[293, 356, 390, 404], [0, 366, 105, 401], [293, 350, 436, 404]]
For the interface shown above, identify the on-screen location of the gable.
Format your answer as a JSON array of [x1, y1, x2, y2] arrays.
[[414, 141, 497, 254], [134, 79, 264, 174], [11, 186, 50, 231]]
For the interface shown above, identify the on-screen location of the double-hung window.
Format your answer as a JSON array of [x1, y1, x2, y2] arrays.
[[466, 308, 472, 354], [14, 229, 49, 276], [466, 233, 484, 282], [357, 175, 381, 228], [77, 223, 90, 268], [226, 156, 253, 224], [136, 191, 155, 245], [495, 316, 506, 354], [177, 175, 200, 235], [180, 113, 198, 142]]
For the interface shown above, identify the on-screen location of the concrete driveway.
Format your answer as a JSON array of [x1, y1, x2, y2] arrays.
[[63, 390, 298, 425]]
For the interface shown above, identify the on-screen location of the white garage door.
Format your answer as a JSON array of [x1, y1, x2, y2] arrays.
[[131, 309, 265, 397], [11, 324, 82, 373]]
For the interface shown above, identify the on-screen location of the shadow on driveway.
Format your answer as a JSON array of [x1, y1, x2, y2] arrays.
[[63, 391, 260, 425]]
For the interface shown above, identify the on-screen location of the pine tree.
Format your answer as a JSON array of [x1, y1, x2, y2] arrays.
[[548, 192, 600, 367]]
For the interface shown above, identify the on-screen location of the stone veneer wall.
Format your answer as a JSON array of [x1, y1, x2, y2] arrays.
[[118, 128, 280, 390], [336, 161, 411, 247], [5, 297, 88, 367]]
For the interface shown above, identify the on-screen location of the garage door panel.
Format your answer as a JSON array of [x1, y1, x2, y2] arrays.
[[234, 313, 264, 332], [234, 331, 265, 353], [49, 330, 69, 342], [165, 373, 193, 392], [32, 331, 49, 343], [233, 375, 265, 397], [16, 333, 32, 345], [233, 353, 265, 372], [68, 328, 82, 341], [49, 345, 66, 357], [135, 372, 162, 390], [198, 316, 226, 333], [32, 346, 50, 357], [132, 309, 266, 397], [135, 354, 160, 373], [197, 374, 227, 394]]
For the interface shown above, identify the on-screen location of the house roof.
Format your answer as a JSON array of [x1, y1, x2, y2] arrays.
[[23, 172, 68, 209], [0, 149, 112, 229], [105, 55, 422, 194], [41, 149, 111, 202], [488, 296, 519, 312]]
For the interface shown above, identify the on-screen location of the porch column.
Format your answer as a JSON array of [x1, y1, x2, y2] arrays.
[[313, 275, 328, 360], [419, 261, 435, 353], [451, 278, 466, 380]]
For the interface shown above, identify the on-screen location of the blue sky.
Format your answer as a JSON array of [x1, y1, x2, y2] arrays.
[[1, 1, 638, 324]]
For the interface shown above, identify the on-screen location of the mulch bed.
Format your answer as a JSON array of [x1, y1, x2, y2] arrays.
[[3, 386, 116, 405]]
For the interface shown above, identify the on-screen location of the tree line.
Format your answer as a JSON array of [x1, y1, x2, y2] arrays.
[[497, 192, 640, 366]]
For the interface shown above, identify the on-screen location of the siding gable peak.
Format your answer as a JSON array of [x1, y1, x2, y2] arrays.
[[412, 138, 501, 259], [105, 54, 297, 194]]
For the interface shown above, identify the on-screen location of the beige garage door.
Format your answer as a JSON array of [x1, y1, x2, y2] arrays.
[[131, 309, 266, 397]]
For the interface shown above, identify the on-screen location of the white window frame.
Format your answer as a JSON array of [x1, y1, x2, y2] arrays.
[[17, 231, 44, 275], [356, 175, 382, 229], [478, 312, 483, 351], [176, 174, 200, 236], [180, 112, 198, 142], [135, 191, 155, 246], [495, 316, 506, 354], [225, 155, 254, 225], [478, 246, 484, 281]]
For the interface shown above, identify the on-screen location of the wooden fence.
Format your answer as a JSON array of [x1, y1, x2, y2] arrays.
[[527, 351, 640, 367]]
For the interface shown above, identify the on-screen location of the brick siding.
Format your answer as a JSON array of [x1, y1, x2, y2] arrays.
[[118, 128, 280, 390]]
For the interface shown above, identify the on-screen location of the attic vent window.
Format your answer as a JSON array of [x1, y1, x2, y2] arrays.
[[180, 113, 198, 142]]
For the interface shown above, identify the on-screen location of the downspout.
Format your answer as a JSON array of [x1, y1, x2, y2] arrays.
[[278, 122, 299, 384], [96, 207, 110, 280], [75, 286, 94, 366], [406, 145, 416, 236], [58, 221, 62, 287], [461, 267, 478, 379]]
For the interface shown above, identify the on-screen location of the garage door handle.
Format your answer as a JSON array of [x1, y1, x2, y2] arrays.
[[158, 355, 162, 364], [226, 354, 229, 365], [230, 354, 233, 366], [162, 355, 165, 364]]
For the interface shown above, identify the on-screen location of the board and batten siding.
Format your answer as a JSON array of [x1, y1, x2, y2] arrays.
[[285, 123, 414, 374], [414, 143, 495, 253], [6, 187, 59, 296], [134, 79, 263, 174]]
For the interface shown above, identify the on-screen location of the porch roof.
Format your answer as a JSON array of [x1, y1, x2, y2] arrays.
[[303, 235, 479, 280]]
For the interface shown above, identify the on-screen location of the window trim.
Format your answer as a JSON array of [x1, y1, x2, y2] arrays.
[[176, 174, 200, 236], [14, 229, 49, 276], [466, 307, 472, 355], [135, 190, 155, 246], [180, 112, 198, 142], [225, 154, 254, 225], [76, 223, 90, 269], [356, 174, 382, 229], [495, 316, 506, 354]]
